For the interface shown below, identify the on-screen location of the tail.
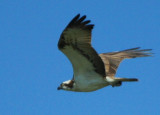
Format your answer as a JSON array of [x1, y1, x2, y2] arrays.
[[112, 77, 138, 87], [115, 77, 138, 82]]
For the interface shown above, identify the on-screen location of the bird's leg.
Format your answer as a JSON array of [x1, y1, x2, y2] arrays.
[[105, 76, 122, 87]]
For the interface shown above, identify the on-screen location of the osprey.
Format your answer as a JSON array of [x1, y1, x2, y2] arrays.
[[57, 14, 152, 92]]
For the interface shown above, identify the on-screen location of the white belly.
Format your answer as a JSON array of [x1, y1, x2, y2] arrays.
[[73, 72, 109, 92]]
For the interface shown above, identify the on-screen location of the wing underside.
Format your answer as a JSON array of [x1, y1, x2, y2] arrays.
[[58, 14, 106, 77]]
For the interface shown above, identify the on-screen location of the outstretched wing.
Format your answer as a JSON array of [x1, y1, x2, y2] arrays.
[[58, 14, 106, 77], [99, 47, 152, 77]]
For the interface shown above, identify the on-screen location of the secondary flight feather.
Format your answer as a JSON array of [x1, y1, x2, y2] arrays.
[[57, 14, 152, 92]]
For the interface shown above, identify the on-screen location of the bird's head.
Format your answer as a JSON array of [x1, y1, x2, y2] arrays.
[[57, 80, 75, 91]]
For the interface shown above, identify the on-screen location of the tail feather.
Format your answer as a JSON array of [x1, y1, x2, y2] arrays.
[[115, 77, 138, 82], [106, 77, 138, 87], [112, 77, 138, 87]]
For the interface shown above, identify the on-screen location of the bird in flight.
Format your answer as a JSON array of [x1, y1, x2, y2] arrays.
[[57, 14, 152, 92]]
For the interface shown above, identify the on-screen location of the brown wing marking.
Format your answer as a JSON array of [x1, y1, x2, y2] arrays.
[[58, 14, 106, 77], [99, 47, 152, 77]]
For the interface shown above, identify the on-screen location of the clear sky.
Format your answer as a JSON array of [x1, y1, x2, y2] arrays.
[[0, 0, 160, 115]]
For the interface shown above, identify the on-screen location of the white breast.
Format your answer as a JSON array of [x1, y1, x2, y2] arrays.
[[73, 71, 108, 92]]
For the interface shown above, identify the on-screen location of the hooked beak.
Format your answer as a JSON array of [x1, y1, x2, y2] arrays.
[[57, 86, 62, 90]]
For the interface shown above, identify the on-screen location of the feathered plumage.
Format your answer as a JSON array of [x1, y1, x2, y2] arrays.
[[57, 14, 152, 92]]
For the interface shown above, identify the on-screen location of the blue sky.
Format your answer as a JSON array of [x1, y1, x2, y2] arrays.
[[0, 0, 160, 115]]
